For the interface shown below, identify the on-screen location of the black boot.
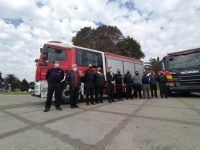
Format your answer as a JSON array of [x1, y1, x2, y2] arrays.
[[44, 108, 49, 112]]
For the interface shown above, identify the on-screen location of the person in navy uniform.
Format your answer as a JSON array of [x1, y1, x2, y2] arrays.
[[106, 67, 115, 103], [114, 69, 123, 100], [44, 61, 64, 112], [124, 70, 133, 100], [95, 67, 105, 103], [65, 64, 81, 108], [84, 64, 95, 105], [149, 72, 158, 98]]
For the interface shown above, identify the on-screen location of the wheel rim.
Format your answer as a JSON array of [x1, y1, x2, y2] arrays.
[[62, 89, 69, 99]]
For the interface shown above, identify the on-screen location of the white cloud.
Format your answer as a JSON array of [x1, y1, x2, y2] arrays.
[[0, 0, 200, 81]]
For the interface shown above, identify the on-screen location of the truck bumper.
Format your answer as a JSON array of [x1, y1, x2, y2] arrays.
[[170, 85, 200, 92], [34, 81, 48, 98]]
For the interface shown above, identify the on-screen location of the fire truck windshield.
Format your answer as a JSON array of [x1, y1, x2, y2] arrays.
[[168, 52, 200, 69], [45, 47, 66, 62]]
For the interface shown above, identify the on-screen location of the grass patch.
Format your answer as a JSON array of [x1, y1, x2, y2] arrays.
[[0, 92, 31, 96]]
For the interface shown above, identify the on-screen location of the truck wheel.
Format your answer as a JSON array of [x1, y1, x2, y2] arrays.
[[61, 88, 70, 104]]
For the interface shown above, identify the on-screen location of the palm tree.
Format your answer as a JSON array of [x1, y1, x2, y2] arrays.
[[144, 57, 162, 74]]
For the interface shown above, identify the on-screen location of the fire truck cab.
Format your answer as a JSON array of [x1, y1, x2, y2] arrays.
[[162, 48, 200, 93]]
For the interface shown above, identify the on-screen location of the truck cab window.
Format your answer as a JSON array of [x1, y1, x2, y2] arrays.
[[45, 47, 66, 62], [168, 52, 200, 69], [76, 48, 103, 68]]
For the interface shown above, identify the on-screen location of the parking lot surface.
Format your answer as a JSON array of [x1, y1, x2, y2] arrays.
[[0, 94, 200, 150]]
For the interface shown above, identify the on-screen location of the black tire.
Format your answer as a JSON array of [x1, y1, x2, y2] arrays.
[[61, 87, 70, 104]]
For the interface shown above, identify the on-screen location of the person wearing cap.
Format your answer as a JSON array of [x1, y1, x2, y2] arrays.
[[157, 71, 168, 98], [95, 67, 105, 103], [65, 64, 81, 108], [124, 70, 133, 100], [132, 71, 142, 99], [44, 61, 64, 112], [84, 64, 95, 105], [106, 67, 115, 103], [114, 69, 123, 100]]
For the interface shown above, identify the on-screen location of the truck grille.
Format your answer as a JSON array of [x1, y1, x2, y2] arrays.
[[173, 74, 200, 86]]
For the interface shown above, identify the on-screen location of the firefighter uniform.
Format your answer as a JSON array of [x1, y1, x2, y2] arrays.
[[124, 72, 133, 100], [95, 69, 105, 103], [114, 71, 123, 100], [84, 68, 95, 105], [44, 67, 64, 112]]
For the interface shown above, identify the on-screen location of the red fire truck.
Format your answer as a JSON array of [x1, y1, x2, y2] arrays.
[[34, 41, 143, 102]]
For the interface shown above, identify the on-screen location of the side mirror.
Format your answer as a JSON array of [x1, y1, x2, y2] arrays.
[[40, 48, 43, 53], [35, 59, 39, 63], [42, 53, 48, 60]]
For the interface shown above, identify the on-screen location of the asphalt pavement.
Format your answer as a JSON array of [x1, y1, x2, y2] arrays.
[[0, 93, 200, 150]]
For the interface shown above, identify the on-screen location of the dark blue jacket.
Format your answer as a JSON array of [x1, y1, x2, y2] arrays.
[[106, 72, 115, 85], [157, 74, 167, 85], [142, 75, 150, 84], [114, 73, 123, 84], [149, 75, 157, 86], [95, 72, 105, 87], [46, 67, 64, 84]]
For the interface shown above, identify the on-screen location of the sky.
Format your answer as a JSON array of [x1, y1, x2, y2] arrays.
[[0, 0, 200, 81]]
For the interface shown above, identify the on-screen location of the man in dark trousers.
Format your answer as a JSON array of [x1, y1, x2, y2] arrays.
[[157, 71, 168, 98], [95, 67, 105, 103], [124, 70, 133, 100], [66, 64, 81, 108], [142, 72, 151, 99], [132, 71, 142, 99], [106, 67, 115, 103], [114, 69, 123, 100], [84, 64, 95, 105], [44, 61, 64, 112], [149, 72, 158, 98]]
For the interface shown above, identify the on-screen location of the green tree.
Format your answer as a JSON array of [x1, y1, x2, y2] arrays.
[[116, 36, 145, 58], [4, 74, 21, 91], [20, 79, 29, 91], [144, 57, 162, 74], [72, 27, 96, 49], [29, 81, 35, 89], [94, 25, 124, 52], [72, 25, 144, 59]]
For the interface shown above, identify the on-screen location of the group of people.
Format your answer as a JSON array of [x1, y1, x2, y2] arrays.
[[44, 61, 168, 112], [106, 67, 168, 101]]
